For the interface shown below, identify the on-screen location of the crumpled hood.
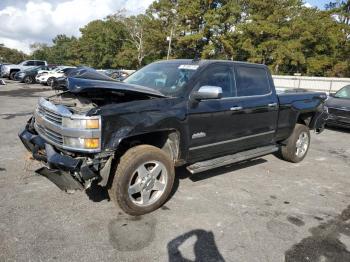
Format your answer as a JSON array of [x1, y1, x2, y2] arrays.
[[61, 66, 166, 98], [66, 77, 166, 98], [326, 97, 350, 109]]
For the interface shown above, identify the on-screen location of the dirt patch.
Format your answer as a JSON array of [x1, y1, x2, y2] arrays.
[[285, 205, 350, 262], [108, 213, 156, 251], [287, 216, 305, 227], [328, 149, 349, 163], [0, 112, 32, 120]]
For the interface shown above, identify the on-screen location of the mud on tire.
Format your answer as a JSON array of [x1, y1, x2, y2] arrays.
[[281, 123, 310, 163]]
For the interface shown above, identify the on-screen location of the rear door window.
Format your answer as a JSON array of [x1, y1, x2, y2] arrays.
[[235, 65, 270, 96], [35, 61, 46, 66], [26, 61, 35, 66]]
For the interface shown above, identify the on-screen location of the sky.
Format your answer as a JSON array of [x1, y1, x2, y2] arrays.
[[0, 0, 333, 54]]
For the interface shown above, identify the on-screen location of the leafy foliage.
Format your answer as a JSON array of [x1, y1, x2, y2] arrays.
[[0, 44, 27, 64]]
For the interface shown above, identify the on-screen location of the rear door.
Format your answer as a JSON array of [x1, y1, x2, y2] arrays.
[[230, 64, 278, 150]]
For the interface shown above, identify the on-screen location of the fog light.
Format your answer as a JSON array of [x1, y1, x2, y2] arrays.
[[84, 138, 99, 149], [86, 119, 99, 129]]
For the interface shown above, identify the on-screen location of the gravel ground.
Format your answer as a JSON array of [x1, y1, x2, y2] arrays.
[[1, 79, 350, 262]]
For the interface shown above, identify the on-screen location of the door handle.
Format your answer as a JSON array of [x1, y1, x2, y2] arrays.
[[230, 106, 243, 111], [268, 103, 278, 108]]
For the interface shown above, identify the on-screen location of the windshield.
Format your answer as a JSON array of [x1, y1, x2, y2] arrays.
[[124, 62, 198, 97], [50, 67, 63, 73], [335, 85, 350, 99]]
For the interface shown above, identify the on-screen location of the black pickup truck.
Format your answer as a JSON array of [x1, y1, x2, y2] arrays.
[[19, 59, 327, 215]]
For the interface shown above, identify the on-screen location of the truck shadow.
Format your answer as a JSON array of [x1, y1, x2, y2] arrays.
[[167, 229, 225, 262], [0, 87, 52, 97], [177, 158, 267, 182], [169, 158, 267, 201], [86, 158, 267, 203], [85, 181, 110, 202]]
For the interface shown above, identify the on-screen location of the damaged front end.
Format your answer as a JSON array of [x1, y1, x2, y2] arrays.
[[18, 90, 114, 192], [19, 74, 164, 192]]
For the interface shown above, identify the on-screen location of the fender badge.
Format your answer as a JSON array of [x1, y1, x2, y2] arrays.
[[192, 132, 206, 139]]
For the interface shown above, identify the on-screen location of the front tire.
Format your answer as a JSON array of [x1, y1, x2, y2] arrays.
[[109, 145, 175, 216], [47, 77, 54, 86], [24, 76, 34, 84], [281, 124, 310, 163]]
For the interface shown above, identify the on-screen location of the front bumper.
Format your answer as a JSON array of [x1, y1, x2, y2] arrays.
[[19, 122, 103, 191], [36, 76, 47, 83], [15, 75, 25, 82], [1, 71, 9, 77]]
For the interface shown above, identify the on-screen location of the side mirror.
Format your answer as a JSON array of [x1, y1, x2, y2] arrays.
[[329, 92, 336, 97], [191, 86, 223, 101]]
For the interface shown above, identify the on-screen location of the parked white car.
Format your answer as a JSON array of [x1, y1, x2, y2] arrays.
[[36, 66, 75, 85]]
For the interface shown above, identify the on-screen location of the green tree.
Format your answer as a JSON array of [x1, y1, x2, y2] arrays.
[[0, 44, 27, 64], [79, 18, 128, 68], [50, 35, 80, 65], [110, 13, 164, 68]]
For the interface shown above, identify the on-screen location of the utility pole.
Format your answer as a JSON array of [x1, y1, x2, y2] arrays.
[[167, 27, 173, 60]]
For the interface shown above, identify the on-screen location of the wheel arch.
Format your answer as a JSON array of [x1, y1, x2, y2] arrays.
[[9, 68, 20, 74], [116, 129, 182, 165], [296, 112, 315, 127]]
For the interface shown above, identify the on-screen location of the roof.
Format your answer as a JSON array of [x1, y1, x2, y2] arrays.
[[152, 59, 267, 68]]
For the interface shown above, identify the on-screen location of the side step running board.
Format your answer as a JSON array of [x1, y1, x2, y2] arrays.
[[186, 145, 279, 174]]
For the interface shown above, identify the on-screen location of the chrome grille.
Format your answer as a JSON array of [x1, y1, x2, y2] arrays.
[[34, 97, 101, 153], [35, 122, 63, 145], [37, 104, 62, 125]]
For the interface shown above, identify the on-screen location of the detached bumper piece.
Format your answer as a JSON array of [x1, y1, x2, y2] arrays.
[[19, 127, 97, 192], [313, 110, 328, 134], [36, 167, 83, 191]]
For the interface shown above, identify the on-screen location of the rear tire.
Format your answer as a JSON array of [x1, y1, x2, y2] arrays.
[[281, 124, 310, 163], [109, 145, 175, 216]]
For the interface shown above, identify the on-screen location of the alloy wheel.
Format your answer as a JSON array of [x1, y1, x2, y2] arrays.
[[128, 161, 168, 207], [295, 131, 309, 157]]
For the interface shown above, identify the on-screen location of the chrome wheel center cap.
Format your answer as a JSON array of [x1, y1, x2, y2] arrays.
[[144, 178, 155, 191]]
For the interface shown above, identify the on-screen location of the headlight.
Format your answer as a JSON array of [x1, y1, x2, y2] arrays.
[[63, 137, 100, 149], [61, 116, 101, 150], [62, 118, 100, 129]]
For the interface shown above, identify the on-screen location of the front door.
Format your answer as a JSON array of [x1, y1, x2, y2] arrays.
[[187, 63, 237, 161]]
